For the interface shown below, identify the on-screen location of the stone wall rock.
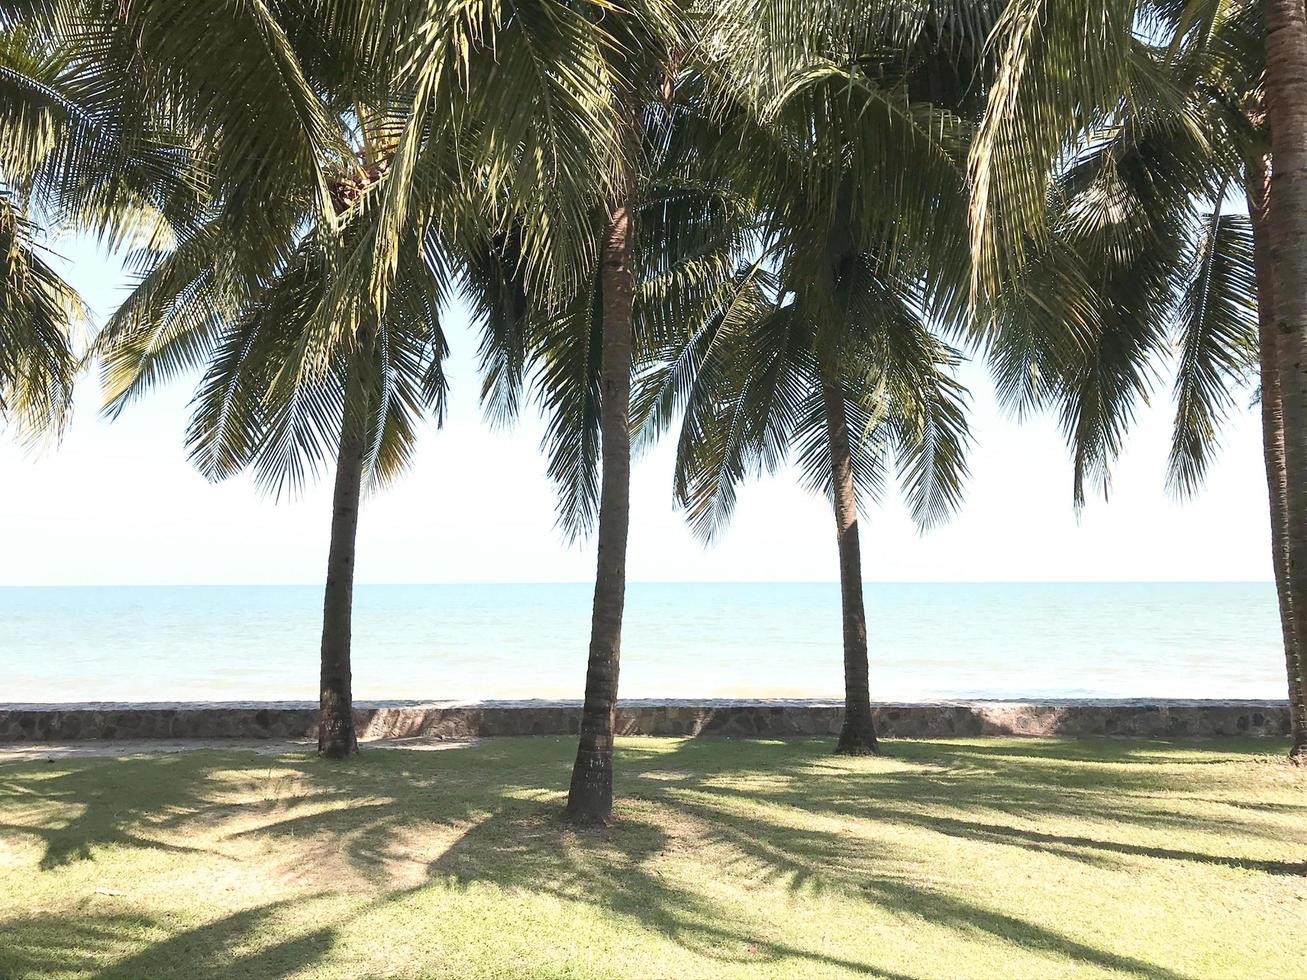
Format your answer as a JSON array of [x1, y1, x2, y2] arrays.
[[0, 699, 1291, 743]]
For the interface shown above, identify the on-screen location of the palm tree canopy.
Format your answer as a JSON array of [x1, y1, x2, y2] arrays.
[[17, 0, 652, 497], [630, 5, 982, 541], [977, 0, 1262, 505], [0, 6, 200, 440]]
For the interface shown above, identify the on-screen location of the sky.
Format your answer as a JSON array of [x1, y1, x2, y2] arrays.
[[0, 237, 1271, 587]]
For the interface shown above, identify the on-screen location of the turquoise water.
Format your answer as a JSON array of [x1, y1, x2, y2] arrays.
[[0, 582, 1284, 703]]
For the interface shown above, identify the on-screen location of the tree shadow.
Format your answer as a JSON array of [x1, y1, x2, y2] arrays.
[[638, 737, 1306, 870], [422, 796, 924, 978], [0, 735, 1301, 978], [1, 900, 337, 979], [413, 785, 1202, 979], [637, 737, 1302, 837], [897, 813, 1307, 876], [0, 754, 235, 870]]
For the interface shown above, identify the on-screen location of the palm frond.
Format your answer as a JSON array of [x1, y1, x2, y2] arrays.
[[1167, 208, 1258, 496]]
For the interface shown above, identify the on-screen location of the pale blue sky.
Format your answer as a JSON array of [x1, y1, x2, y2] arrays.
[[0, 236, 1270, 586]]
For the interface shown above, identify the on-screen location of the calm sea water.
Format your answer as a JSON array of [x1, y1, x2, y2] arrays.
[[0, 582, 1284, 703]]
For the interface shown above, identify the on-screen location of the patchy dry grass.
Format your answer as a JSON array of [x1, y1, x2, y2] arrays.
[[1, 736, 1304, 978]]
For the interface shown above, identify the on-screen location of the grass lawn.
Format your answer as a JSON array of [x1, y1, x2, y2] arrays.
[[0, 736, 1304, 979]]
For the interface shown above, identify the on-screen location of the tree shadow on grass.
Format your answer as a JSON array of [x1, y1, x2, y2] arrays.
[[0, 900, 338, 980], [633, 737, 1304, 839], [643, 738, 1307, 878], [423, 796, 926, 979], [898, 813, 1307, 876], [413, 784, 1199, 979], [0, 736, 1301, 978], [0, 754, 240, 870]]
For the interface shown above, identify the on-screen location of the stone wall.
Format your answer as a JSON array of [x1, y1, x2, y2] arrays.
[[0, 698, 1291, 742]]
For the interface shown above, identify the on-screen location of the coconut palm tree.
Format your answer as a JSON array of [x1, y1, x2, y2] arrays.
[[1262, 0, 1307, 764], [16, 0, 629, 757], [633, 1, 991, 753], [1245, 151, 1306, 758], [295, 0, 685, 821], [299, 0, 673, 780], [6, 0, 430, 755], [19, 0, 417, 758], [94, 148, 452, 760], [462, 46, 762, 822], [101, 219, 450, 758], [641, 252, 971, 754], [967, 1, 1301, 757]]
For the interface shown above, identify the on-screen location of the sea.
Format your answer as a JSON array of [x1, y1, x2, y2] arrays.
[[0, 582, 1285, 704]]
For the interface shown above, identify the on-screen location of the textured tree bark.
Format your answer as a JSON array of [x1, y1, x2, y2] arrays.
[[317, 339, 374, 759], [566, 181, 636, 823], [821, 373, 879, 755], [1246, 155, 1305, 759], [1265, 0, 1307, 762]]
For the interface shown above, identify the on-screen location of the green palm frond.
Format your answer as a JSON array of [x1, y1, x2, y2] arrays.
[[674, 301, 813, 542], [875, 308, 971, 531], [174, 226, 448, 498], [0, 190, 83, 440], [791, 377, 890, 511], [73, 0, 351, 224], [984, 3, 1266, 506], [1168, 208, 1258, 497], [97, 222, 244, 418], [968, 0, 1145, 299], [533, 265, 604, 539], [632, 254, 776, 454], [312, 0, 648, 360], [0, 22, 205, 249], [981, 238, 1103, 418]]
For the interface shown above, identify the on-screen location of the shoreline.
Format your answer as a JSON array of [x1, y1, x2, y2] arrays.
[[0, 698, 1291, 743]]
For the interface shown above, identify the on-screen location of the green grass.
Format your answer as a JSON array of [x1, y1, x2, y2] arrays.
[[0, 737, 1304, 979]]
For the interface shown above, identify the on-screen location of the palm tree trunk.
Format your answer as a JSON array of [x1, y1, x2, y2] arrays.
[[1265, 0, 1307, 762], [1246, 154, 1305, 759], [820, 373, 879, 756], [566, 183, 636, 823], [318, 343, 374, 759]]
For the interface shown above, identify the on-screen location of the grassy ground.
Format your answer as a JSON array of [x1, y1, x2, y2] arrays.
[[0, 737, 1304, 979]]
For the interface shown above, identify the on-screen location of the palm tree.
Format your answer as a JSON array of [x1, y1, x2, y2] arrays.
[[299, 0, 687, 822], [464, 44, 758, 823], [22, 0, 631, 758], [98, 186, 451, 761], [19, 0, 431, 757], [104, 222, 449, 758], [1263, 0, 1307, 763], [1246, 152, 1305, 758], [510, 7, 696, 827], [968, 0, 1307, 759], [642, 255, 970, 754], [304, 0, 670, 780], [635, 2, 988, 752]]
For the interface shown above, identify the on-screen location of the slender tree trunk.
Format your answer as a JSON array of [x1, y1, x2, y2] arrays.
[[566, 177, 636, 823], [1265, 0, 1307, 762], [1246, 155, 1306, 759], [318, 342, 374, 759], [820, 371, 879, 755]]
